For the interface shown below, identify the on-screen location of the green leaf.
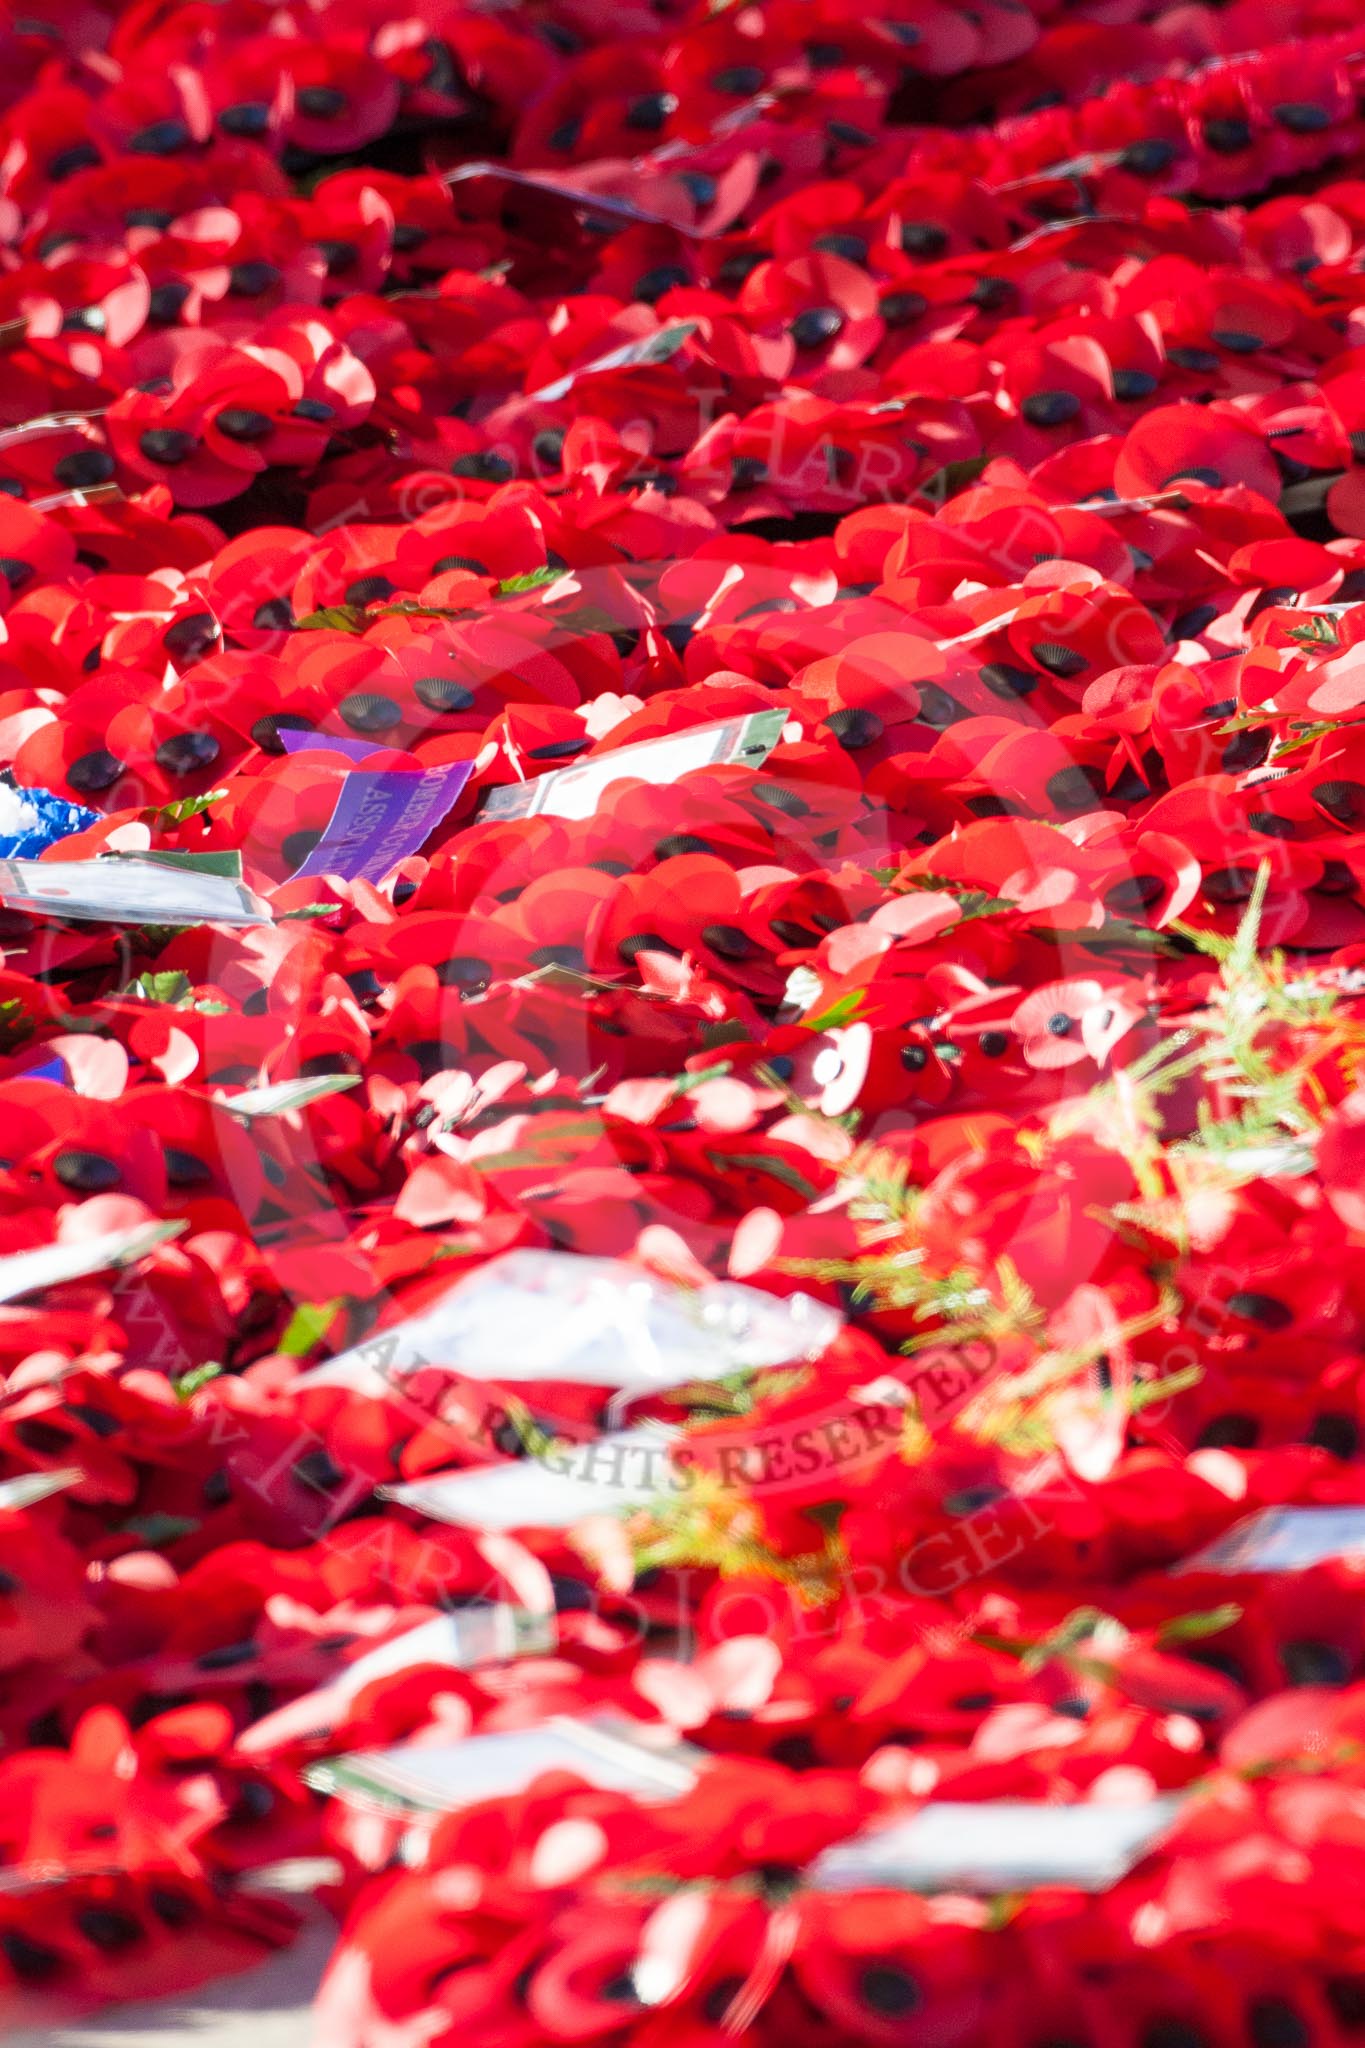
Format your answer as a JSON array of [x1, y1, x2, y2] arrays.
[[0, 998, 33, 1048], [1156, 1604, 1242, 1647], [105, 849, 242, 878], [893, 876, 1014, 923], [1080, 918, 1181, 956], [620, 1874, 719, 1896], [704, 1150, 820, 1201], [1271, 719, 1336, 759], [1125, 1364, 1202, 1411], [803, 989, 866, 1033], [915, 454, 989, 504], [1280, 473, 1342, 519], [1227, 860, 1273, 986], [1284, 615, 1340, 648], [173, 1362, 223, 1400], [372, 600, 467, 621], [671, 1062, 732, 1097], [121, 1512, 199, 1546], [699, 1020, 752, 1050], [1129, 1368, 1203, 1417], [970, 1630, 1029, 1660], [152, 788, 227, 829], [278, 902, 343, 921], [295, 604, 369, 633], [470, 1144, 553, 1170], [128, 969, 192, 1005], [278, 1299, 343, 1356], [1019, 1605, 1119, 1674], [497, 567, 567, 595], [954, 889, 1014, 922]]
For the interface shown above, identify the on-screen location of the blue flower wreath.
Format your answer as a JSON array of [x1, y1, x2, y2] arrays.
[[0, 776, 99, 859]]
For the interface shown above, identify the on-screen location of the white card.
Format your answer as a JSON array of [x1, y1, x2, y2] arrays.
[[0, 410, 107, 447], [482, 710, 787, 822], [0, 1222, 184, 1306], [299, 1246, 839, 1401], [807, 1798, 1184, 1895], [306, 1715, 701, 1813], [0, 856, 269, 927], [0, 1467, 84, 1509], [237, 1857, 345, 1895], [1176, 1506, 1365, 1574], [381, 1425, 678, 1531], [528, 320, 700, 405], [217, 1074, 363, 1119], [0, 1860, 120, 1896], [441, 164, 706, 239], [335, 1605, 557, 1700]]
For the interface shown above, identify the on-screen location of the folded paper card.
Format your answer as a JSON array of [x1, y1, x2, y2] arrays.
[[807, 1797, 1184, 1895], [217, 1074, 363, 1119], [0, 1468, 85, 1510], [0, 1221, 184, 1306], [306, 1715, 702, 1814], [437, 161, 709, 238], [335, 1605, 556, 1701], [298, 1246, 840, 1403], [381, 1424, 680, 1532], [526, 321, 700, 405], [1176, 1506, 1365, 1574], [482, 710, 787, 823], [0, 855, 269, 926]]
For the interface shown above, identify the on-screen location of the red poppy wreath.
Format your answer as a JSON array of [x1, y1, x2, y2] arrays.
[[7, 1, 1365, 2044]]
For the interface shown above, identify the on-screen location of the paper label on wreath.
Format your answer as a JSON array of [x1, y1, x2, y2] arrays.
[[288, 762, 473, 884], [440, 163, 707, 238], [0, 1221, 184, 1306], [105, 849, 244, 878], [218, 1074, 363, 1119], [482, 709, 787, 823], [305, 1714, 702, 1813], [0, 410, 107, 446], [0, 1467, 84, 1510], [1176, 1506, 1365, 1574], [335, 1605, 557, 1701], [0, 856, 269, 926], [0, 1859, 124, 1896], [528, 321, 700, 404], [807, 1797, 1184, 1895], [381, 1424, 680, 1531], [517, 961, 629, 994], [298, 1246, 839, 1397]]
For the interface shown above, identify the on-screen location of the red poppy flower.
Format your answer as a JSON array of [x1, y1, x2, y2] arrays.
[[1114, 402, 1283, 501], [9, 0, 1365, 2034], [792, 1892, 991, 2046], [275, 42, 402, 159], [738, 253, 884, 386]]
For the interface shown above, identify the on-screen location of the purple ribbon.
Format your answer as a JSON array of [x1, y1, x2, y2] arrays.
[[289, 760, 474, 885]]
